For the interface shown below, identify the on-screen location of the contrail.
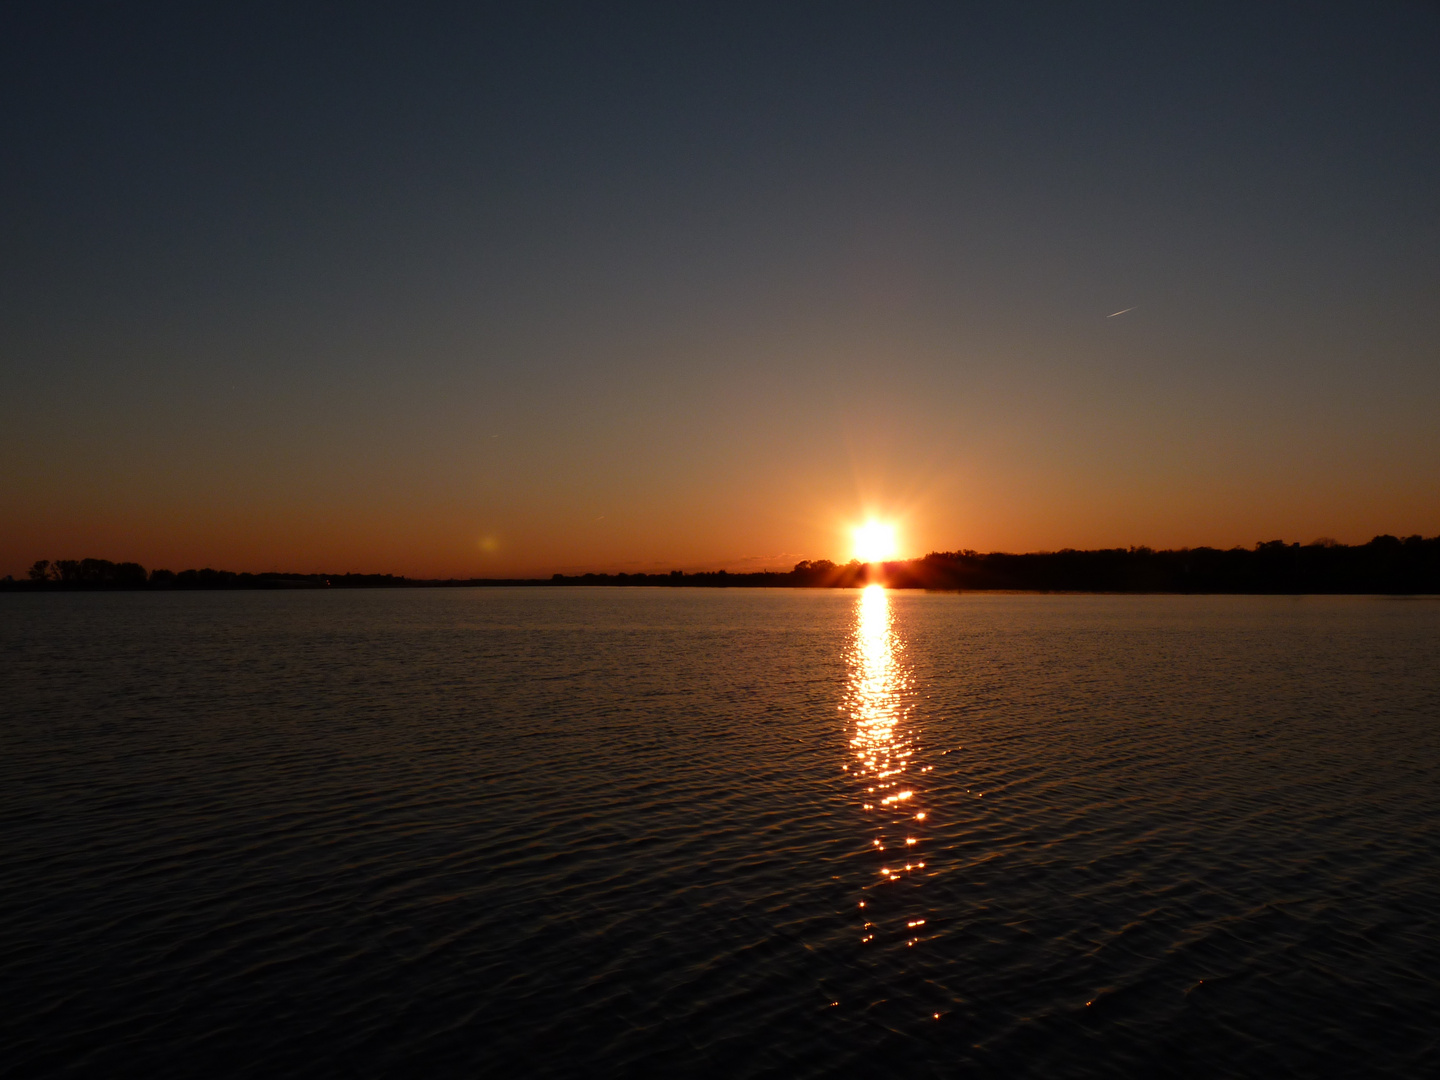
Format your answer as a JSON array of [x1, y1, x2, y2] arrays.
[[1107, 307, 1135, 318]]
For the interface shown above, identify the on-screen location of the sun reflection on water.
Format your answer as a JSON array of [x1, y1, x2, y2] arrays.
[[844, 584, 929, 947]]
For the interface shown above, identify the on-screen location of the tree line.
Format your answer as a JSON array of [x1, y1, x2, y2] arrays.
[[875, 535, 1440, 593], [7, 535, 1440, 592], [547, 535, 1440, 592], [17, 559, 408, 589]]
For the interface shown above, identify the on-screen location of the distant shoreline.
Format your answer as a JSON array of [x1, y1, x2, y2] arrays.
[[6, 535, 1439, 594]]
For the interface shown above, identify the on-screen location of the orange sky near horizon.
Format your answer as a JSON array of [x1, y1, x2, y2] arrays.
[[6, 361, 1436, 579]]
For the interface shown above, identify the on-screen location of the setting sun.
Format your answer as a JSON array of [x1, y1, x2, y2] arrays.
[[852, 521, 899, 563]]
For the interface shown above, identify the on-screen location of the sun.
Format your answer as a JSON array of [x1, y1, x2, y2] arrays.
[[852, 520, 899, 563]]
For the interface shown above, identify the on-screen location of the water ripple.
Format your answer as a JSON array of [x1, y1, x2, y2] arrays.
[[2, 590, 1439, 1077]]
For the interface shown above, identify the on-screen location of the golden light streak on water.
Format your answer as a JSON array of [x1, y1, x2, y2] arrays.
[[844, 584, 929, 955]]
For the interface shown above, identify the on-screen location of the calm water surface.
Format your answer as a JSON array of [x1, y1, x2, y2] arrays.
[[2, 588, 1439, 1077]]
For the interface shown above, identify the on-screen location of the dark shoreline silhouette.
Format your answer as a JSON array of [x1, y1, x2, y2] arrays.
[[6, 536, 1440, 593]]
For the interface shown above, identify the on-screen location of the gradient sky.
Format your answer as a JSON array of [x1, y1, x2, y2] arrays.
[[4, 3, 1439, 577]]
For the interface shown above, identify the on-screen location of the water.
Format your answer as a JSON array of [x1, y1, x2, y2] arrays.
[[2, 588, 1439, 1077]]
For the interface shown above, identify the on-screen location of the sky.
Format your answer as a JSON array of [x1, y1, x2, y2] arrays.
[[3, 2, 1439, 577]]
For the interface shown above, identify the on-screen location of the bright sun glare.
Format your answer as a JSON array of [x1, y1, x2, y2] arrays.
[[852, 521, 899, 563]]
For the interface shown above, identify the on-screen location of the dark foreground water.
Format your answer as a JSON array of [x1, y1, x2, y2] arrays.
[[2, 589, 1439, 1078]]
